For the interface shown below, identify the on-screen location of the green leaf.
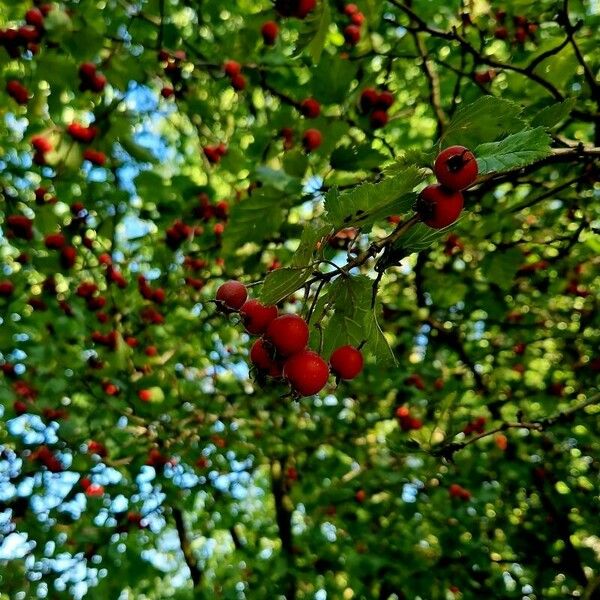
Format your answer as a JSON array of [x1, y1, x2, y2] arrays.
[[330, 144, 388, 171], [441, 97, 526, 148], [255, 166, 303, 194], [260, 223, 330, 304], [530, 98, 576, 129], [325, 167, 425, 229], [475, 128, 552, 175], [223, 189, 286, 254], [312, 54, 357, 104], [282, 150, 309, 178], [481, 247, 523, 290], [392, 222, 449, 254], [306, 1, 331, 64]]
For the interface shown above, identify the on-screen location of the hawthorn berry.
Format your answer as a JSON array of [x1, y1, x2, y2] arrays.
[[344, 3, 359, 15], [138, 389, 152, 402], [330, 345, 363, 380], [375, 91, 394, 110], [370, 109, 388, 129], [434, 146, 478, 191], [296, 0, 317, 18], [300, 98, 321, 118], [25, 8, 44, 28], [250, 339, 283, 377], [283, 350, 329, 396], [230, 73, 246, 91], [351, 11, 365, 26], [224, 60, 241, 77], [261, 21, 279, 45], [343, 24, 361, 45], [6, 80, 29, 104], [359, 88, 378, 113], [265, 314, 310, 357], [240, 300, 278, 335], [302, 128, 322, 152], [216, 280, 248, 312], [416, 184, 464, 229]]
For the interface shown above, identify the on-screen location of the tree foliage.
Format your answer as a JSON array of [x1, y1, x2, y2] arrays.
[[0, 0, 599, 598]]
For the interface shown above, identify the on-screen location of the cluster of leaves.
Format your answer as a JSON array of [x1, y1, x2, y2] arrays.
[[0, 0, 598, 599]]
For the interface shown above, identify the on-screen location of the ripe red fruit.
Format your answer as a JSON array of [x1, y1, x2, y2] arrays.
[[344, 3, 358, 15], [161, 86, 175, 98], [370, 109, 388, 129], [6, 80, 29, 104], [6, 215, 34, 240], [351, 11, 365, 25], [83, 149, 107, 166], [31, 135, 52, 153], [330, 345, 363, 380], [494, 26, 508, 40], [138, 389, 152, 402], [416, 185, 464, 229], [44, 233, 66, 249], [359, 88, 378, 113], [265, 314, 309, 357], [434, 146, 478, 191], [375, 90, 394, 110], [85, 484, 104, 497], [224, 60, 241, 77], [261, 21, 279, 45], [250, 339, 283, 377], [300, 98, 321, 118], [90, 73, 107, 92], [343, 24, 361, 45], [355, 489, 366, 502], [515, 27, 527, 44], [283, 350, 329, 396], [216, 280, 248, 312], [0, 281, 15, 297], [79, 62, 96, 80], [302, 128, 322, 152], [25, 8, 44, 28], [60, 246, 77, 268], [230, 73, 246, 91], [449, 483, 471, 500], [240, 300, 278, 335], [296, 0, 317, 18]]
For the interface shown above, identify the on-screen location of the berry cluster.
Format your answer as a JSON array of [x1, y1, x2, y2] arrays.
[[223, 60, 246, 91], [261, 21, 279, 45], [6, 79, 30, 105], [342, 4, 365, 46], [416, 146, 478, 229], [493, 10, 538, 45], [275, 0, 316, 19], [359, 87, 394, 129], [78, 62, 107, 93], [215, 281, 364, 396], [0, 5, 51, 58], [395, 406, 423, 431]]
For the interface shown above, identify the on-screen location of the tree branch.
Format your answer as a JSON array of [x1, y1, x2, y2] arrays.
[[172, 507, 203, 589]]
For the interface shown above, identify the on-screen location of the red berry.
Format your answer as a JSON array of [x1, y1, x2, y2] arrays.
[[359, 88, 378, 113], [261, 21, 279, 45], [283, 350, 329, 396], [416, 185, 464, 229], [375, 91, 394, 110], [343, 25, 361, 45], [230, 73, 246, 91], [370, 109, 388, 129], [434, 146, 478, 191], [494, 26, 508, 40], [90, 73, 107, 93], [330, 345, 363, 380], [31, 135, 52, 153], [300, 98, 321, 118], [216, 280, 248, 312], [240, 300, 278, 335], [161, 86, 175, 98], [296, 0, 317, 18], [85, 483, 104, 497], [250, 339, 283, 377], [224, 60, 241, 77], [44, 233, 66, 249], [351, 11, 365, 26], [83, 149, 107, 166], [355, 489, 366, 502], [6, 80, 29, 104], [138, 389, 152, 402], [265, 314, 309, 357], [344, 3, 359, 15], [78, 62, 97, 80], [0, 281, 15, 297], [302, 128, 322, 152], [25, 8, 44, 28]]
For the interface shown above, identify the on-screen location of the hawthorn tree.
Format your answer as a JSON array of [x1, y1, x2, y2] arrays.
[[0, 0, 599, 599]]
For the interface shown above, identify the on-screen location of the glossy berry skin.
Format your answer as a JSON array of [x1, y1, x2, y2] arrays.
[[261, 21, 279, 45], [416, 184, 464, 229], [224, 60, 241, 77], [302, 128, 322, 152], [330, 345, 363, 380], [283, 350, 329, 396], [265, 314, 309, 357], [250, 339, 282, 377], [300, 98, 320, 118], [240, 300, 278, 335], [434, 146, 478, 191], [370, 109, 388, 129], [216, 280, 248, 312]]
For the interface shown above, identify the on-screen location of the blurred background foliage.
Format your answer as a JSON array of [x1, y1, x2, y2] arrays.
[[0, 0, 598, 598]]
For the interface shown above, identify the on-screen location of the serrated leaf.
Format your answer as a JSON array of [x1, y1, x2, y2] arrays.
[[223, 189, 285, 254], [530, 98, 576, 129], [442, 97, 526, 148], [312, 55, 357, 104], [330, 144, 387, 171], [260, 224, 330, 304], [325, 167, 425, 229], [392, 221, 449, 255], [475, 128, 552, 175]]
